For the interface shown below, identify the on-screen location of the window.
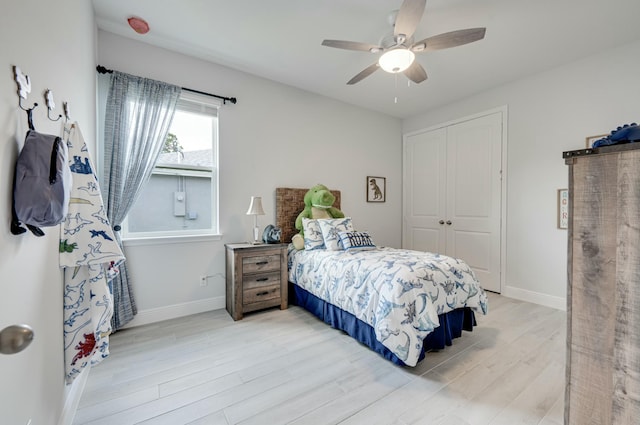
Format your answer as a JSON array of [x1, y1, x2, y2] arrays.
[[123, 91, 220, 238]]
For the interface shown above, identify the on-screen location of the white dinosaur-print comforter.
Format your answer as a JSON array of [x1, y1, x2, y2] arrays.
[[288, 246, 488, 366]]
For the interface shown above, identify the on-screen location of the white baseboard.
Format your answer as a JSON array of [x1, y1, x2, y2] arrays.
[[502, 285, 566, 311], [58, 367, 89, 425], [121, 296, 226, 329]]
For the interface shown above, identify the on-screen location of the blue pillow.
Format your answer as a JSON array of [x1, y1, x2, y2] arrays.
[[338, 231, 376, 251]]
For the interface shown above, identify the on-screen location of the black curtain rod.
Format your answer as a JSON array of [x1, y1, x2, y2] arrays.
[[96, 65, 237, 105]]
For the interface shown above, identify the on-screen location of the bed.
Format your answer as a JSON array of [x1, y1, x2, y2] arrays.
[[276, 187, 488, 367]]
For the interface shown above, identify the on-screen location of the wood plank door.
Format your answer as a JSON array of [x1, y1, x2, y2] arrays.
[[403, 111, 503, 293], [565, 147, 640, 424]]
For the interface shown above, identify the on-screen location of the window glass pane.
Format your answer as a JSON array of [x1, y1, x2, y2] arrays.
[[127, 174, 211, 232], [124, 94, 218, 237], [156, 110, 214, 168]]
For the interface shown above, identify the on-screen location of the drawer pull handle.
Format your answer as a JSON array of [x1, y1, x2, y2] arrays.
[[256, 291, 270, 296], [256, 277, 269, 282], [255, 261, 268, 266]]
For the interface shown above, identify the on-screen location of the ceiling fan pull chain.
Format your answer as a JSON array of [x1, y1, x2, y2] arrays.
[[394, 74, 399, 104]]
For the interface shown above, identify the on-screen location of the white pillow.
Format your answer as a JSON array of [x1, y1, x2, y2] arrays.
[[302, 218, 324, 250], [318, 217, 354, 250]]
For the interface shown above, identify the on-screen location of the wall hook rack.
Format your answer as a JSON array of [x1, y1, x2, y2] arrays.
[[13, 65, 38, 129], [13, 65, 38, 111], [17, 96, 38, 113], [63, 101, 70, 123], [44, 89, 62, 122]]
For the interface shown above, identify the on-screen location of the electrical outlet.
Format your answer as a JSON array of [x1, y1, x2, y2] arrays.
[[199, 276, 207, 286]]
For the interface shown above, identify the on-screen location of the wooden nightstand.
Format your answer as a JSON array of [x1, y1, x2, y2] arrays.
[[225, 243, 288, 320]]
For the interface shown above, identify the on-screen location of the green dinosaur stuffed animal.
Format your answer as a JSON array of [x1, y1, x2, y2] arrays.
[[292, 184, 344, 250]]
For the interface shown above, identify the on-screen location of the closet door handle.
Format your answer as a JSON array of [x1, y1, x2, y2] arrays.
[[439, 220, 445, 225], [446, 220, 452, 225], [0, 324, 34, 355]]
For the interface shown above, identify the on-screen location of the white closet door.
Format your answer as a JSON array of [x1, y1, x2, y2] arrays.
[[446, 112, 502, 292], [403, 127, 447, 254], [403, 111, 503, 293]]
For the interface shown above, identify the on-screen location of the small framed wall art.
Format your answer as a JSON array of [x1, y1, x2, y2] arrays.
[[557, 188, 568, 229], [367, 176, 386, 202], [585, 134, 607, 148]]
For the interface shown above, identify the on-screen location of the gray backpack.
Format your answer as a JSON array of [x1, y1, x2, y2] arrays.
[[11, 129, 71, 236]]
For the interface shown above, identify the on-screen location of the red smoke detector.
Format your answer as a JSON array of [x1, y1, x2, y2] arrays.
[[127, 16, 149, 35]]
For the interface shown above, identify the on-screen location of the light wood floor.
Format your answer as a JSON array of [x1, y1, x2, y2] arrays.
[[73, 293, 566, 425]]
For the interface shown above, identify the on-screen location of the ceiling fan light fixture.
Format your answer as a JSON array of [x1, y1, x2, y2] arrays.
[[322, 1, 486, 85], [378, 48, 415, 73]]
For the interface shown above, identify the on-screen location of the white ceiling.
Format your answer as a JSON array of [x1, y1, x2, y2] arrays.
[[92, 0, 640, 119]]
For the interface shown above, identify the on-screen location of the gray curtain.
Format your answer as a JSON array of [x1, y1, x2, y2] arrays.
[[103, 71, 181, 330]]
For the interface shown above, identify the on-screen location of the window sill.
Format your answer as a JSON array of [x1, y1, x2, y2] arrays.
[[122, 233, 222, 247]]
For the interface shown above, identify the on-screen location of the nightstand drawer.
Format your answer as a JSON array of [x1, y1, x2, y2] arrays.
[[243, 271, 281, 290], [243, 284, 281, 305], [242, 254, 281, 274]]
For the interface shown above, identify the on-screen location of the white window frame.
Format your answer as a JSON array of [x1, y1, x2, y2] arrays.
[[121, 90, 221, 243]]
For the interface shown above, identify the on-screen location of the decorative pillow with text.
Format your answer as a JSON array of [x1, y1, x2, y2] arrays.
[[338, 231, 376, 251]]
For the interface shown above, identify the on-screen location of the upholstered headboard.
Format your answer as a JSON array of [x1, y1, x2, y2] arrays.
[[276, 187, 341, 244]]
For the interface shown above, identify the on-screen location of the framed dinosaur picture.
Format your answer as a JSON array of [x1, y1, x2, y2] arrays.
[[585, 134, 607, 148], [366, 176, 386, 203]]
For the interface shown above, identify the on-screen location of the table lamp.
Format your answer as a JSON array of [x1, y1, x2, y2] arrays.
[[246, 196, 265, 244]]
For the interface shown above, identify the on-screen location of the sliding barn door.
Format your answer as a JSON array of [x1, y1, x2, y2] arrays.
[[403, 111, 503, 293]]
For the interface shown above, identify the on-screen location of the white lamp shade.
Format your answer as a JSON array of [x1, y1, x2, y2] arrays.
[[378, 48, 415, 73], [246, 196, 265, 215]]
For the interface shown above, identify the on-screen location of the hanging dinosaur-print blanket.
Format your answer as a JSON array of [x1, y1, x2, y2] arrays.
[[59, 122, 124, 384]]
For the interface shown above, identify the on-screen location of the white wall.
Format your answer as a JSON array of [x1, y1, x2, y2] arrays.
[[97, 31, 403, 326], [404, 39, 640, 308], [0, 1, 96, 424]]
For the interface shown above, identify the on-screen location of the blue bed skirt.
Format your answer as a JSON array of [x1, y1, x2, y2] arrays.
[[291, 283, 477, 366]]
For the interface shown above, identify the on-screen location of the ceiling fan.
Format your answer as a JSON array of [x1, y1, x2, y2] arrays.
[[321, 0, 486, 85]]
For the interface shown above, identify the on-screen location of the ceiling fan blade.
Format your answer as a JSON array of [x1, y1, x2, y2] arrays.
[[347, 63, 380, 85], [412, 28, 486, 52], [404, 61, 428, 84], [394, 0, 426, 39], [322, 39, 382, 53]]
